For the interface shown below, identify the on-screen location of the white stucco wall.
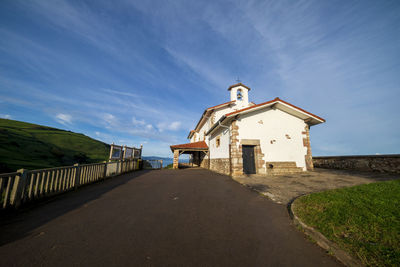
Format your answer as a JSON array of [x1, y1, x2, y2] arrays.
[[198, 121, 209, 144], [209, 127, 230, 159], [213, 105, 235, 122], [229, 85, 249, 109], [236, 108, 308, 170]]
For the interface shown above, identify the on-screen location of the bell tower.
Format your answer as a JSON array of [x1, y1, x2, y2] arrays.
[[228, 83, 250, 108]]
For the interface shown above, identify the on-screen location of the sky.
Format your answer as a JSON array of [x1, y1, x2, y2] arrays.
[[0, 0, 399, 157]]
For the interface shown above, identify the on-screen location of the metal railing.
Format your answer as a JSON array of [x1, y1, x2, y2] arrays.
[[0, 158, 142, 210]]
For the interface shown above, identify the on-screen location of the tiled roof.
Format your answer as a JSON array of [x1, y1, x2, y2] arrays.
[[170, 141, 208, 151], [206, 100, 235, 111], [188, 100, 236, 139]]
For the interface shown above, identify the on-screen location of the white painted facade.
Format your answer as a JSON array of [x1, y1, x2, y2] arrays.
[[235, 108, 308, 170], [209, 127, 230, 159]]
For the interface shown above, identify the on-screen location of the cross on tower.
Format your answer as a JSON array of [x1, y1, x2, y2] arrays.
[[235, 77, 241, 83]]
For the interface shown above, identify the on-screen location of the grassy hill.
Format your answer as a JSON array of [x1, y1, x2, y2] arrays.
[[0, 118, 110, 173]]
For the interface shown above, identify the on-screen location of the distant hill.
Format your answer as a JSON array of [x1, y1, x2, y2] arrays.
[[0, 118, 110, 172]]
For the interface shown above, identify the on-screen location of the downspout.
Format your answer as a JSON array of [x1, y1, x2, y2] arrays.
[[218, 120, 232, 175]]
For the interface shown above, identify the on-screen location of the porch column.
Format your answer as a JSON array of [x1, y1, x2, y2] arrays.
[[173, 149, 179, 169]]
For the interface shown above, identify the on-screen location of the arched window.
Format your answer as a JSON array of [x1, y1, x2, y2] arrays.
[[237, 89, 243, 100]]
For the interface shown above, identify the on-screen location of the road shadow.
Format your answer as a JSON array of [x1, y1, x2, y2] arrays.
[[0, 170, 150, 246]]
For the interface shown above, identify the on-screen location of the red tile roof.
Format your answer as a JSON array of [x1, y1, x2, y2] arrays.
[[206, 100, 235, 111], [170, 141, 208, 151], [188, 100, 236, 139]]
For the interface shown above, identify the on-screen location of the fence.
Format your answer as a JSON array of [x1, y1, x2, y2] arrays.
[[0, 158, 141, 210]]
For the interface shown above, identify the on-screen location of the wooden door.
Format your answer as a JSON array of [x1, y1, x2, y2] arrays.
[[242, 145, 256, 174]]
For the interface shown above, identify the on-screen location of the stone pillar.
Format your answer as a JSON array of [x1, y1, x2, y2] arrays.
[[230, 120, 243, 176], [173, 149, 179, 169], [303, 125, 314, 171]]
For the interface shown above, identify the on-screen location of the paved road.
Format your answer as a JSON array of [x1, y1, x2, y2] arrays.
[[0, 169, 340, 266]]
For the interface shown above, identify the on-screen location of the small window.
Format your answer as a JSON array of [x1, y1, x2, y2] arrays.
[[203, 131, 206, 141], [216, 137, 221, 147]]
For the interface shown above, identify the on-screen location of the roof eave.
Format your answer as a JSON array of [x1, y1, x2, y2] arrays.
[[205, 115, 228, 136], [224, 98, 325, 126]]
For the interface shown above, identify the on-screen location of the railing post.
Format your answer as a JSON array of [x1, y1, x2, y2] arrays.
[[11, 169, 27, 208], [74, 163, 80, 190], [103, 161, 107, 180]]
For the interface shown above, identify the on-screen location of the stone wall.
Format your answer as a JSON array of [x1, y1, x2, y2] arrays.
[[201, 158, 209, 169], [230, 120, 242, 176], [313, 155, 400, 174], [209, 158, 230, 175], [302, 125, 314, 171]]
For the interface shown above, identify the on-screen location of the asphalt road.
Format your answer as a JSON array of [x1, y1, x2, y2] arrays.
[[0, 169, 341, 266]]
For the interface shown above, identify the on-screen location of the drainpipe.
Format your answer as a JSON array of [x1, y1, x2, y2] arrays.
[[218, 120, 232, 175]]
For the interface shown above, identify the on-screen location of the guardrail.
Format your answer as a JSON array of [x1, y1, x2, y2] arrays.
[[0, 159, 141, 210]]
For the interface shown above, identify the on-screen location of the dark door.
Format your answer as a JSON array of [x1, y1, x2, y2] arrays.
[[242, 145, 256, 174]]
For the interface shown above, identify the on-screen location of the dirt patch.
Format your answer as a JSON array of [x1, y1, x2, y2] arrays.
[[233, 168, 399, 204]]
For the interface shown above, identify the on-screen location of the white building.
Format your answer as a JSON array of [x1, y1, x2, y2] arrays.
[[170, 83, 325, 176]]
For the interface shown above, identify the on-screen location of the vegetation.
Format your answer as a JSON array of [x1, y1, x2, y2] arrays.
[[294, 180, 400, 266], [0, 118, 110, 172], [164, 163, 174, 169]]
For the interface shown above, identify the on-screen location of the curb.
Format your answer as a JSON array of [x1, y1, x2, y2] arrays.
[[289, 197, 363, 267]]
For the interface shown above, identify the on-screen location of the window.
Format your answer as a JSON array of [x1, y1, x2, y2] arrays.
[[216, 137, 221, 147], [203, 131, 206, 141]]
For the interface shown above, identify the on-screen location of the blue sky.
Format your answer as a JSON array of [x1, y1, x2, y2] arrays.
[[0, 0, 399, 157]]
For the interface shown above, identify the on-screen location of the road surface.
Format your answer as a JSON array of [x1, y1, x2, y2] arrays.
[[0, 169, 340, 266]]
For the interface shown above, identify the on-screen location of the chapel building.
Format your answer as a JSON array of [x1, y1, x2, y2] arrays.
[[170, 83, 325, 176]]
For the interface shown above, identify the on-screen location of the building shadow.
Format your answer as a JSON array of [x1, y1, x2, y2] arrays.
[[0, 170, 150, 246]]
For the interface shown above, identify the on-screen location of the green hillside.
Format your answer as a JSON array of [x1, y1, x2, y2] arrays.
[[0, 118, 110, 173]]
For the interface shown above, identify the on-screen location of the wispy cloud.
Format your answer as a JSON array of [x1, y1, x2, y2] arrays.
[[0, 114, 12, 119], [132, 117, 146, 126], [157, 121, 182, 132], [1, 0, 399, 156], [55, 113, 72, 125], [102, 88, 138, 98]]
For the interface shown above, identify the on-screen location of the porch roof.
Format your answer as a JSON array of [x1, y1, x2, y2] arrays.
[[170, 141, 208, 152]]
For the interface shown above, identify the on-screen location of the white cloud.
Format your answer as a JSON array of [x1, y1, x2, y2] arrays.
[[132, 116, 145, 126], [103, 113, 115, 123], [103, 88, 138, 98], [169, 121, 181, 131], [55, 113, 72, 125], [0, 114, 12, 119], [157, 121, 182, 132]]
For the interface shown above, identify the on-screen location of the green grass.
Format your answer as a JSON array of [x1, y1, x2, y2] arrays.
[[294, 180, 400, 266], [164, 163, 174, 169], [0, 118, 110, 172]]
